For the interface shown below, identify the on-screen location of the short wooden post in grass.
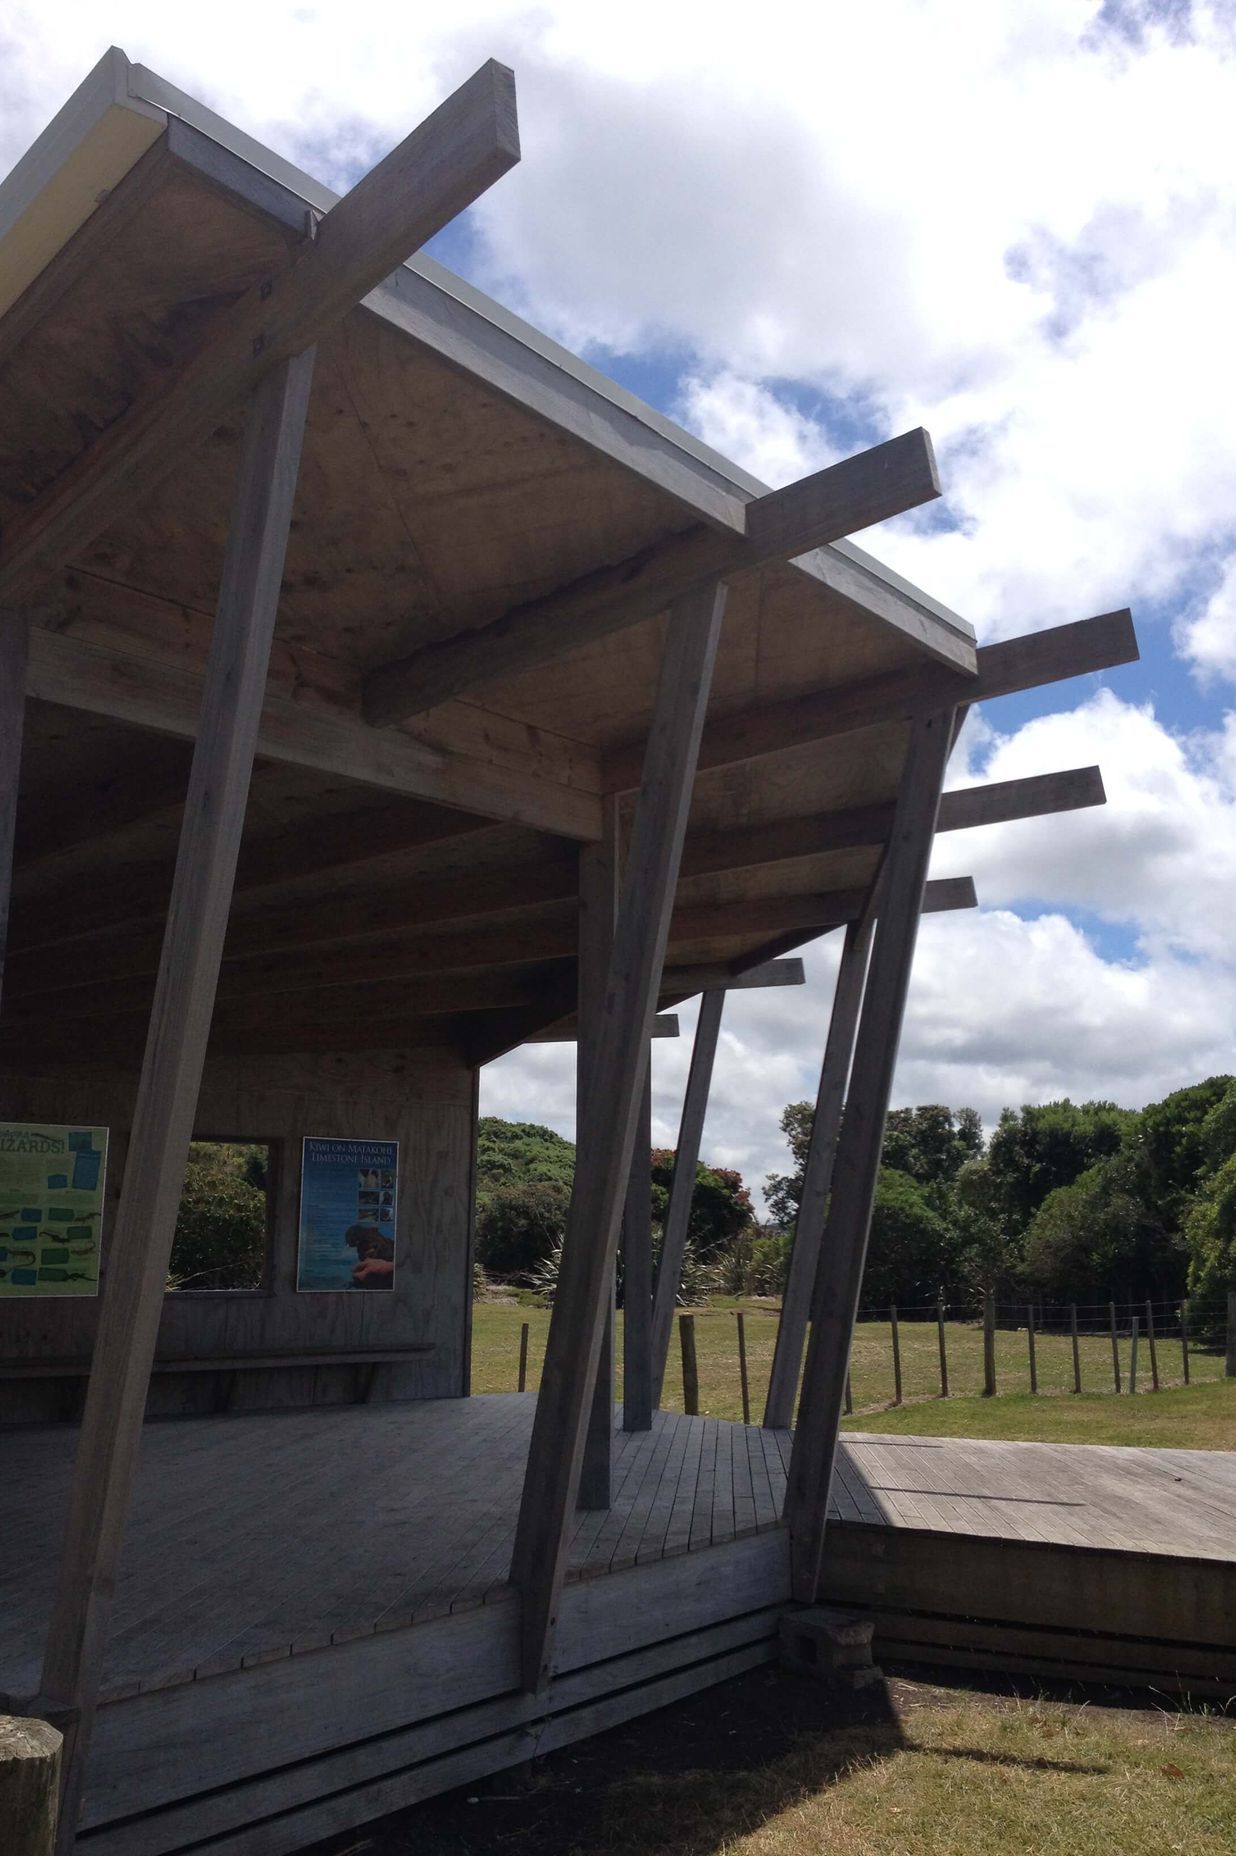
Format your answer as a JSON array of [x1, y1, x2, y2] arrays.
[[1070, 1303, 1082, 1394], [982, 1292, 997, 1396], [517, 1321, 530, 1393], [1129, 1315, 1139, 1394], [1027, 1303, 1037, 1395], [735, 1311, 751, 1424], [679, 1313, 699, 1416], [843, 1369, 853, 1417], [936, 1290, 949, 1397], [1226, 1293, 1236, 1378], [1109, 1301, 1122, 1394], [0, 1715, 62, 1856], [890, 1304, 903, 1406], [1145, 1299, 1159, 1392], [1181, 1298, 1191, 1384]]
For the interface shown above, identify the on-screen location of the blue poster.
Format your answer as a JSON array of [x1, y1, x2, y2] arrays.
[[296, 1136, 398, 1292]]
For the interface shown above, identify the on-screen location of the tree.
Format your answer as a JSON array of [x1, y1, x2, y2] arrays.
[[1022, 1146, 1181, 1301], [475, 1180, 570, 1280], [882, 1105, 983, 1187], [649, 1151, 753, 1258], [476, 1118, 575, 1201], [974, 1100, 1133, 1238], [861, 1168, 954, 1307], [169, 1142, 269, 1290], [764, 1101, 814, 1228]]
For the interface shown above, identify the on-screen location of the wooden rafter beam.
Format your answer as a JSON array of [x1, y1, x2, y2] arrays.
[[361, 429, 952, 726], [606, 609, 1138, 790], [0, 61, 520, 607]]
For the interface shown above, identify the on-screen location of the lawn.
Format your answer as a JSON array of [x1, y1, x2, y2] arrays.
[[470, 1299, 1235, 1449], [317, 1667, 1236, 1856]]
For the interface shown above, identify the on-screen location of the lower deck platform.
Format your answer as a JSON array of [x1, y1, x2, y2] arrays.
[[2, 1397, 1233, 1854]]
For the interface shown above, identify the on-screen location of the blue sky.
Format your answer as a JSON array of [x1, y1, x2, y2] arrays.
[[5, 0, 1235, 1202]]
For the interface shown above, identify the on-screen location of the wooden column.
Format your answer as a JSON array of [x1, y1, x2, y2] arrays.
[[0, 1716, 61, 1856], [0, 611, 30, 1011], [622, 1067, 654, 1431], [576, 807, 619, 1507], [38, 352, 316, 1842], [649, 988, 725, 1407], [784, 707, 956, 1602], [763, 914, 874, 1428], [509, 582, 726, 1692]]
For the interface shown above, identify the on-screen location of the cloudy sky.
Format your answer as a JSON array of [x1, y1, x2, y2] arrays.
[[6, 0, 1235, 1205]]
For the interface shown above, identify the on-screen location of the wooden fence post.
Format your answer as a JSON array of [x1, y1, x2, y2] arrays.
[[0, 1716, 61, 1856], [517, 1322, 530, 1393], [1129, 1315, 1139, 1394], [889, 1305, 903, 1405], [1226, 1293, 1236, 1378], [982, 1292, 997, 1396], [1109, 1301, 1122, 1394], [1181, 1298, 1190, 1384], [1144, 1300, 1159, 1392], [1070, 1303, 1082, 1394], [936, 1292, 949, 1397], [679, 1313, 699, 1416], [843, 1368, 853, 1416], [1027, 1304, 1037, 1394], [735, 1311, 751, 1425]]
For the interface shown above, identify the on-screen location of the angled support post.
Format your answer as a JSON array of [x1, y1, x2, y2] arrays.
[[0, 610, 30, 1011], [763, 913, 875, 1428], [577, 802, 620, 1508], [650, 988, 725, 1407], [784, 707, 957, 1601], [37, 352, 316, 1847], [621, 1067, 654, 1431], [509, 581, 727, 1692]]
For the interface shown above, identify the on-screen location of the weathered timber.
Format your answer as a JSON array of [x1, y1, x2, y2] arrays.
[[0, 1715, 61, 1856], [38, 353, 316, 1849], [578, 803, 620, 1510], [785, 707, 956, 1600], [679, 1314, 700, 1415], [622, 1071, 655, 1433], [650, 990, 725, 1408], [764, 909, 875, 1428], [509, 582, 726, 1692], [0, 611, 30, 1008], [605, 609, 1137, 789], [0, 63, 519, 605], [362, 430, 944, 725]]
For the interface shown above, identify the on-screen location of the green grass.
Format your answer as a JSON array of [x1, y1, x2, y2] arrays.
[[470, 1299, 1235, 1448]]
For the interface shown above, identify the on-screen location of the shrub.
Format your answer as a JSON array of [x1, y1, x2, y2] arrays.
[[169, 1142, 269, 1290], [475, 1180, 570, 1281]]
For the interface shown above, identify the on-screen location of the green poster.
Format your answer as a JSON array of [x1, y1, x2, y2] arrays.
[[0, 1123, 108, 1298]]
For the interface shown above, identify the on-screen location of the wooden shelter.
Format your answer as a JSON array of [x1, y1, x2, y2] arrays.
[[0, 49, 1139, 1855]]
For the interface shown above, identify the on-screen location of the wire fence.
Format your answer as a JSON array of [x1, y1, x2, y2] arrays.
[[495, 1292, 1236, 1418]]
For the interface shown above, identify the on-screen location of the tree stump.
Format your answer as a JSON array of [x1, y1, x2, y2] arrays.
[[0, 1715, 62, 1856]]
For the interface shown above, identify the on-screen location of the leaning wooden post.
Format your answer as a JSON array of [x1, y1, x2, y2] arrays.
[[1129, 1315, 1139, 1394], [1109, 1301, 1122, 1393], [889, 1305, 903, 1405], [679, 1313, 700, 1415], [784, 707, 956, 1602], [649, 989, 725, 1407], [0, 1716, 61, 1856], [1181, 1298, 1191, 1384], [843, 1368, 853, 1416], [1226, 1292, 1236, 1378], [38, 354, 316, 1838], [735, 1310, 751, 1424], [1026, 1304, 1037, 1394], [621, 1069, 655, 1432], [517, 1322, 530, 1393], [1144, 1300, 1159, 1392], [0, 611, 30, 1013], [936, 1290, 949, 1397], [577, 803, 620, 1508], [1070, 1303, 1082, 1393], [508, 582, 727, 1691], [983, 1292, 997, 1396], [764, 914, 874, 1427]]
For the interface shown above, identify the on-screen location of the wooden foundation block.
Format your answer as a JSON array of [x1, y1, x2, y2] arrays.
[[778, 1606, 881, 1687]]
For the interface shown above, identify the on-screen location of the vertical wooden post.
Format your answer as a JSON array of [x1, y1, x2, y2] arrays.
[[936, 1291, 949, 1397], [649, 990, 725, 1407], [1070, 1303, 1082, 1394], [0, 611, 30, 1014], [784, 708, 956, 1601], [1027, 1304, 1037, 1394], [1181, 1298, 1191, 1384], [0, 1716, 61, 1856], [1129, 1316, 1139, 1394], [1226, 1293, 1236, 1378], [843, 1368, 853, 1417], [621, 1069, 654, 1432], [983, 1292, 997, 1396], [1109, 1302, 1122, 1394], [576, 802, 620, 1510], [1145, 1300, 1159, 1392], [763, 914, 874, 1427], [517, 1322, 530, 1393], [735, 1311, 751, 1424], [38, 352, 316, 1841], [889, 1305, 903, 1405], [509, 583, 726, 1691], [679, 1313, 700, 1415]]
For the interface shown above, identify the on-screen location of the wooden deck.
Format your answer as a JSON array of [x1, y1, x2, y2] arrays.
[[1, 1399, 1234, 1853]]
